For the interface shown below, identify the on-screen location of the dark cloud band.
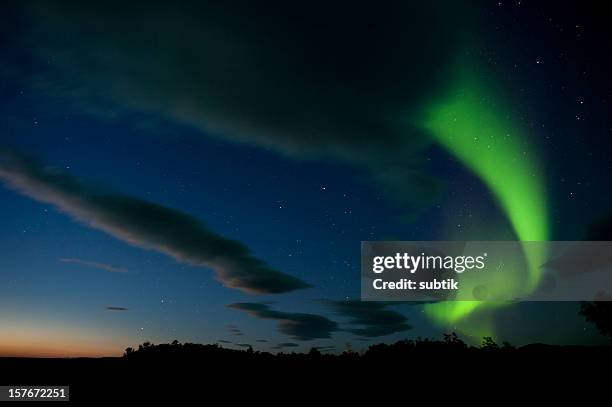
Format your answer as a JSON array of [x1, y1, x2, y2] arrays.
[[328, 300, 412, 337], [18, 1, 474, 213], [228, 302, 337, 341], [0, 149, 309, 294]]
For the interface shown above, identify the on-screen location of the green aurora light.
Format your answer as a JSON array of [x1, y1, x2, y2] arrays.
[[419, 68, 549, 326]]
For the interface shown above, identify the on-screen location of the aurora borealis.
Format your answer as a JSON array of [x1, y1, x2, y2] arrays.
[[422, 67, 549, 326], [2, 1, 612, 357]]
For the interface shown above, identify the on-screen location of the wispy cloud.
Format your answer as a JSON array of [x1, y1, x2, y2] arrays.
[[59, 257, 128, 273], [105, 306, 128, 311], [0, 149, 309, 294], [271, 342, 299, 350], [313, 345, 335, 352], [227, 325, 244, 336]]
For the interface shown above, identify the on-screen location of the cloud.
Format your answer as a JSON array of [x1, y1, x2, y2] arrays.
[[277, 342, 298, 348], [271, 342, 299, 350], [16, 1, 475, 213], [105, 306, 128, 311], [0, 149, 309, 294], [217, 340, 232, 344], [255, 339, 268, 343], [228, 303, 338, 341], [59, 257, 128, 273], [327, 300, 412, 337], [227, 325, 244, 336]]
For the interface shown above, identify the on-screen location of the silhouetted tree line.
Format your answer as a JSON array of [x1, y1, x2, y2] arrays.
[[120, 333, 562, 363]]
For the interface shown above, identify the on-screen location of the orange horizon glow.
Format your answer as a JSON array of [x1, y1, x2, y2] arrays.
[[0, 344, 122, 358], [0, 318, 130, 358]]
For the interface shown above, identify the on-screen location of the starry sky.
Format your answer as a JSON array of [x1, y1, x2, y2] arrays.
[[1, 1, 612, 357]]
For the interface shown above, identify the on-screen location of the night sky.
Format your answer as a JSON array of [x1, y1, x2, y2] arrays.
[[1, 1, 612, 357]]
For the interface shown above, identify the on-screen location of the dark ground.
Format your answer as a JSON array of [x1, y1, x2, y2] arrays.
[[1, 338, 610, 402]]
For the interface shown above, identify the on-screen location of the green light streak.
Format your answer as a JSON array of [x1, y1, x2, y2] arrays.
[[418, 68, 548, 325]]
